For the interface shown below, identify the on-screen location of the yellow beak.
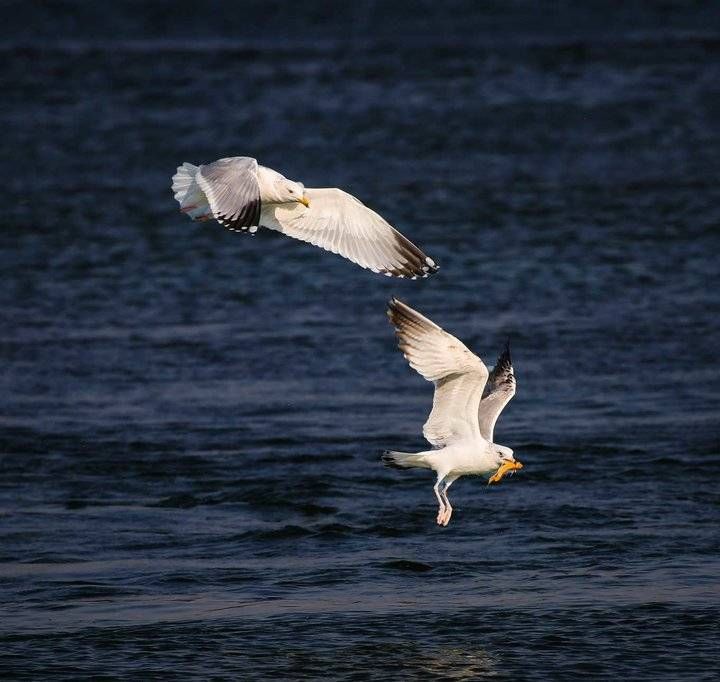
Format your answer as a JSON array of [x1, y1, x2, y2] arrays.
[[488, 460, 523, 485], [299, 195, 310, 208]]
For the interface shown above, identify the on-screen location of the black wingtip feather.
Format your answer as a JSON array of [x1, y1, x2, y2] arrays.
[[386, 297, 417, 330], [386, 232, 438, 279], [493, 340, 513, 376], [387, 296, 404, 318]]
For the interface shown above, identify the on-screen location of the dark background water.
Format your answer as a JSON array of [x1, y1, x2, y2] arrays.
[[1, 2, 719, 679]]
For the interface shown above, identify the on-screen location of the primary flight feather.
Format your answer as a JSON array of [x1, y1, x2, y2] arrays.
[[171, 156, 438, 279]]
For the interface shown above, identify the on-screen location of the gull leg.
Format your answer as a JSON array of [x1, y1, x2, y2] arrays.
[[433, 477, 446, 525], [440, 476, 459, 526]]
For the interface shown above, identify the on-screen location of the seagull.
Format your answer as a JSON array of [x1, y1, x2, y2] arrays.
[[382, 298, 523, 526], [171, 156, 438, 279]]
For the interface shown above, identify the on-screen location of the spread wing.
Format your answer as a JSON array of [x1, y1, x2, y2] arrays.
[[196, 157, 261, 231], [260, 188, 438, 278], [478, 342, 516, 441], [387, 298, 489, 448]]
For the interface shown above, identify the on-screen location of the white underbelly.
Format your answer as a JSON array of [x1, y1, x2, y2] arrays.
[[430, 440, 497, 477]]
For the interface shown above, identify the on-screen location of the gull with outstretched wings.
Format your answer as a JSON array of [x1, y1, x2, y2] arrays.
[[172, 156, 438, 279], [382, 298, 523, 526]]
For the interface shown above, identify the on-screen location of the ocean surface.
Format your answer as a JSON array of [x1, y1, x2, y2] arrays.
[[2, 3, 719, 679]]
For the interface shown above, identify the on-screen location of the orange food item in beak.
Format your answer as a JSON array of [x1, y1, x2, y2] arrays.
[[488, 460, 523, 485]]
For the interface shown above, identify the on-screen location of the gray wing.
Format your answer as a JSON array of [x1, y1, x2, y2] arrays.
[[260, 188, 438, 278], [477, 342, 516, 442], [196, 157, 261, 231], [387, 298, 489, 447]]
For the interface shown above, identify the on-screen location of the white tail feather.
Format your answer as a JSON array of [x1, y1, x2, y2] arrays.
[[172, 162, 213, 221], [381, 450, 431, 470]]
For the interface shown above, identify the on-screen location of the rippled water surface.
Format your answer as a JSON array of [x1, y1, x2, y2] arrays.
[[2, 3, 719, 679]]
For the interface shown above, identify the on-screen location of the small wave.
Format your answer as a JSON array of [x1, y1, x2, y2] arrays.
[[151, 493, 202, 509], [314, 522, 354, 537], [381, 559, 433, 573], [238, 525, 315, 541]]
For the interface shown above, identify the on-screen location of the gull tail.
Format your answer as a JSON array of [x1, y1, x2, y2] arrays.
[[381, 450, 431, 470], [172, 162, 213, 221]]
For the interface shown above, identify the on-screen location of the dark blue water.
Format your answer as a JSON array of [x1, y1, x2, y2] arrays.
[[2, 3, 719, 679]]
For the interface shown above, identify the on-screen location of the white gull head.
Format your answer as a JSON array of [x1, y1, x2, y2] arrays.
[[257, 166, 308, 206], [494, 444, 515, 463]]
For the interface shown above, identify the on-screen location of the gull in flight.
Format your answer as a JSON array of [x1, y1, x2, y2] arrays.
[[382, 298, 523, 526], [171, 156, 438, 279]]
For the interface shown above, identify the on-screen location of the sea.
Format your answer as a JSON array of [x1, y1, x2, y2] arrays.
[[1, 2, 719, 679]]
